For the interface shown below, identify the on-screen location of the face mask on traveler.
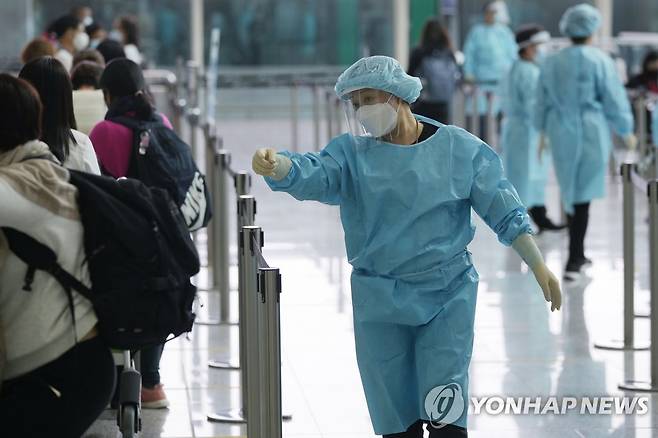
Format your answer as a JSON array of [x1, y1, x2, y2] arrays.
[[82, 16, 94, 27], [356, 99, 399, 138], [74, 31, 90, 51]]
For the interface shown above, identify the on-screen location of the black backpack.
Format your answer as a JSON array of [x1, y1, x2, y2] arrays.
[[2, 170, 200, 350], [109, 114, 212, 231]]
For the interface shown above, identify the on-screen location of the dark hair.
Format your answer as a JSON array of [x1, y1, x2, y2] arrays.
[[515, 24, 545, 57], [118, 16, 139, 47], [642, 50, 658, 73], [0, 74, 43, 152], [21, 38, 56, 64], [420, 18, 453, 52], [571, 36, 589, 45], [71, 61, 104, 90], [47, 15, 81, 39], [85, 22, 103, 38], [96, 39, 126, 64], [100, 58, 153, 120], [73, 48, 105, 68], [19, 57, 77, 162]]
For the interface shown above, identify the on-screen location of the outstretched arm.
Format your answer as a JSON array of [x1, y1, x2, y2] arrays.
[[252, 140, 346, 205]]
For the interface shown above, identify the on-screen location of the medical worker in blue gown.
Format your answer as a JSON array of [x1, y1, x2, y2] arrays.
[[463, 0, 517, 139], [500, 24, 565, 233], [252, 56, 562, 438], [535, 4, 636, 281]]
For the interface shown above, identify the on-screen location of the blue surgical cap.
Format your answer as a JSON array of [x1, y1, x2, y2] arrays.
[[559, 3, 601, 38], [334, 56, 422, 104]]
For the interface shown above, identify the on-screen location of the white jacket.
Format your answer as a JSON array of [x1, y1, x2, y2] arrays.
[[0, 140, 97, 380], [72, 90, 107, 137], [64, 129, 101, 175]]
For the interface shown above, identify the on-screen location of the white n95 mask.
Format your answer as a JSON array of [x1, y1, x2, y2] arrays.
[[74, 32, 90, 51], [356, 102, 399, 138]]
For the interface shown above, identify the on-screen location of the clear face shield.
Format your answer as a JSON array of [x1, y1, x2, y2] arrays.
[[343, 88, 403, 145]]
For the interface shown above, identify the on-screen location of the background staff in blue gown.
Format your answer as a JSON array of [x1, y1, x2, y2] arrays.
[[462, 0, 517, 140], [252, 56, 561, 438], [535, 4, 636, 281], [500, 24, 565, 233]]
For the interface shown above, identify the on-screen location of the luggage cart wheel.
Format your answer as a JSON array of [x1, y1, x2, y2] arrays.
[[120, 404, 137, 438]]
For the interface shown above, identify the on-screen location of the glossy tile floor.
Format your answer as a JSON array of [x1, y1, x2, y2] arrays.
[[83, 118, 657, 437]]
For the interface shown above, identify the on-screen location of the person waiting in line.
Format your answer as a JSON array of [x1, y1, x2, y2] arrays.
[[73, 48, 106, 69], [500, 24, 565, 233], [0, 73, 115, 437], [19, 57, 100, 175], [96, 39, 126, 65], [408, 18, 460, 124], [462, 0, 516, 140], [86, 22, 107, 49], [90, 59, 174, 408], [20, 38, 55, 65], [111, 15, 143, 65], [626, 50, 658, 141], [535, 4, 636, 281], [46, 15, 89, 71], [253, 55, 562, 438], [71, 61, 107, 135], [627, 50, 658, 93]]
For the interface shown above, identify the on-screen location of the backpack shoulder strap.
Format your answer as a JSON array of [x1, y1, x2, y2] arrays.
[[108, 115, 144, 131], [1, 227, 92, 343], [109, 114, 167, 131], [1, 227, 92, 297]]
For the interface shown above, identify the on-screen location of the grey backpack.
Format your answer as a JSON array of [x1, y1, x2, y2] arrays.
[[418, 51, 459, 103]]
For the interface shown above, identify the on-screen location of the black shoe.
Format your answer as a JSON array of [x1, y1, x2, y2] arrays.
[[564, 258, 588, 281], [538, 219, 568, 232], [529, 206, 567, 233], [580, 257, 592, 266]]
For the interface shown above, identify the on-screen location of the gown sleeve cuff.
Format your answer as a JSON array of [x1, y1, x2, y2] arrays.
[[493, 208, 534, 246]]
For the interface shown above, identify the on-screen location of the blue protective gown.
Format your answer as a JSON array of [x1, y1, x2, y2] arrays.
[[535, 46, 634, 214], [500, 59, 549, 207], [463, 23, 517, 115], [265, 116, 531, 434]]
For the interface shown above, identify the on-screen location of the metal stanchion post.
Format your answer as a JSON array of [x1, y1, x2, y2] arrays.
[[486, 91, 497, 149], [204, 125, 218, 284], [245, 226, 264, 437], [208, 195, 255, 373], [290, 81, 299, 153], [333, 95, 342, 138], [312, 84, 321, 151], [472, 87, 481, 137], [637, 94, 648, 159], [619, 180, 658, 392], [259, 268, 283, 438], [326, 90, 334, 145], [234, 171, 252, 197], [460, 86, 468, 130], [595, 164, 649, 351], [195, 150, 232, 325], [172, 57, 187, 133], [186, 61, 202, 163]]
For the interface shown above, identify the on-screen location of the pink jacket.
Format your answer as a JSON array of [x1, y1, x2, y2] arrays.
[[89, 114, 173, 178]]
